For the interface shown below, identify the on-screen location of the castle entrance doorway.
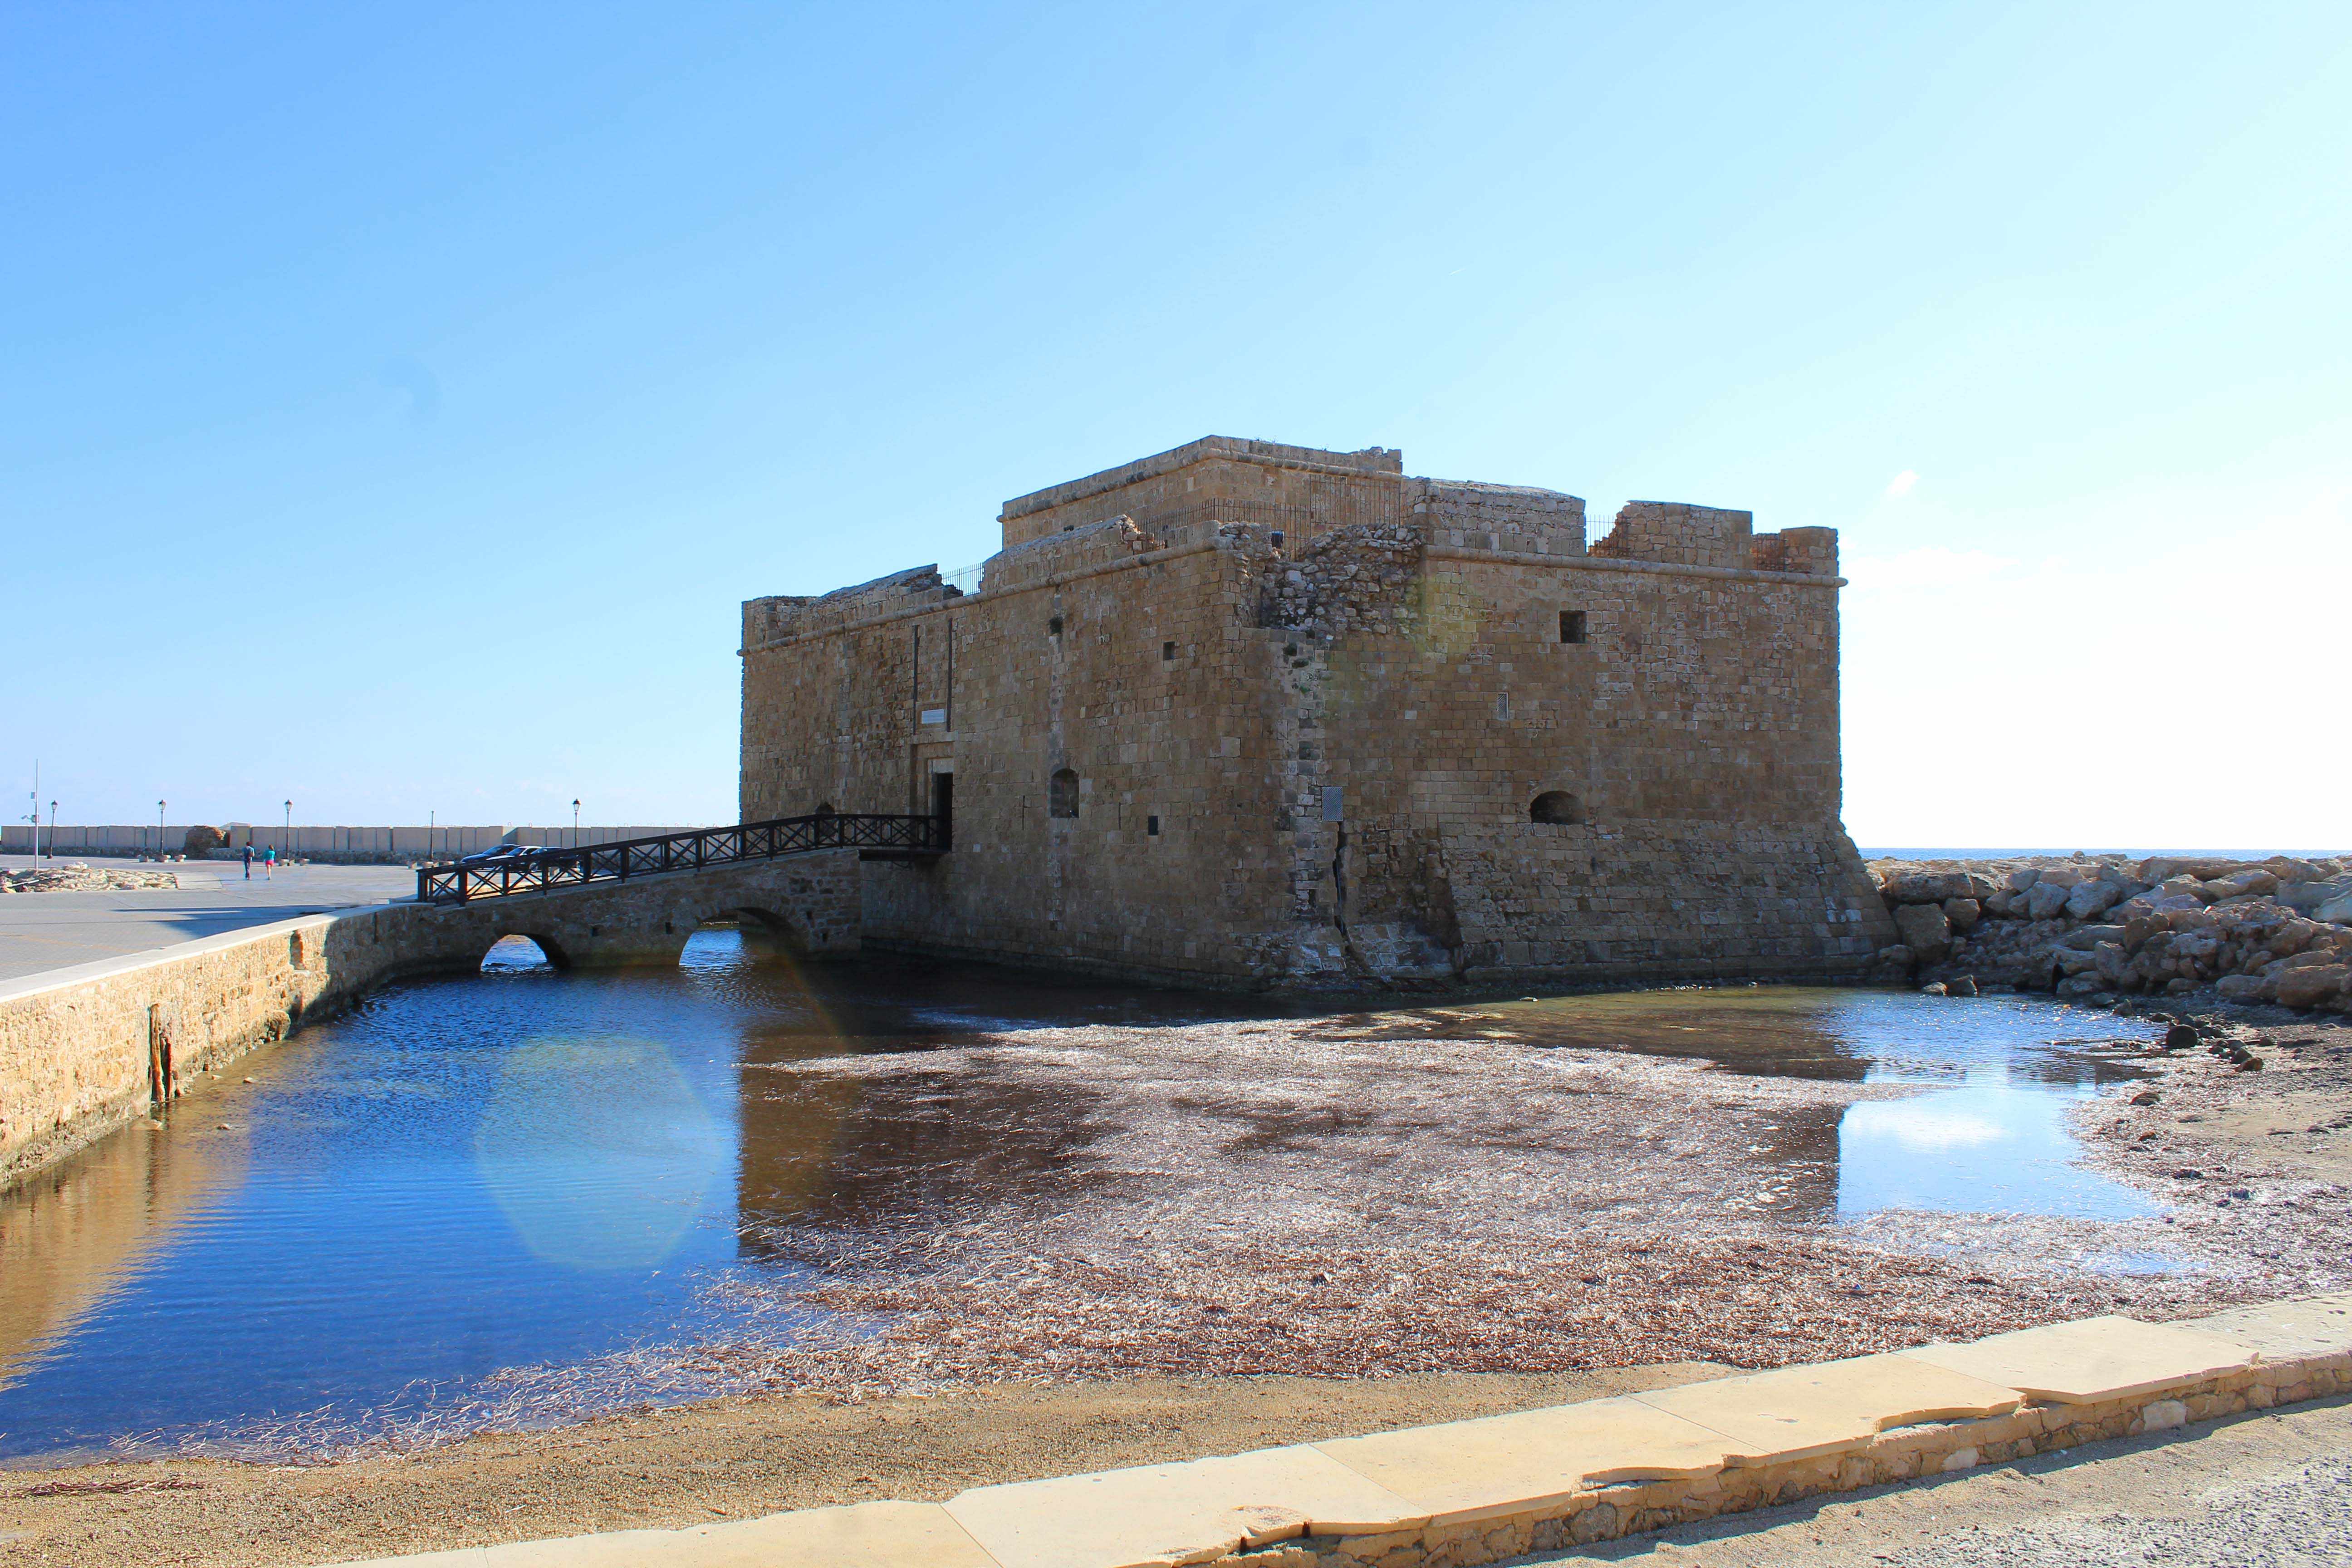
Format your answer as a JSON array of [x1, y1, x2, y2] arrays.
[[930, 769, 955, 847]]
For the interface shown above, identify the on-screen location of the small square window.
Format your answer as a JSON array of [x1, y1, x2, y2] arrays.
[[1147, 815, 1160, 836], [1049, 615, 1064, 637], [1162, 641, 1176, 661], [1559, 611, 1588, 644]]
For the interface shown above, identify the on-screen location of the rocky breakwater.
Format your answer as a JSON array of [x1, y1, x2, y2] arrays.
[[1869, 854, 2352, 1014]]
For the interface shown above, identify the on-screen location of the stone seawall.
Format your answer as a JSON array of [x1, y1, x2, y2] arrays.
[[1, 852, 867, 1191], [1866, 852, 2352, 1015], [0, 911, 422, 1191]]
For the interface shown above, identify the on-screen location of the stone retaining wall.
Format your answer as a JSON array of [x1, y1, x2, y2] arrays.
[[0, 913, 397, 1191], [0, 852, 865, 1190]]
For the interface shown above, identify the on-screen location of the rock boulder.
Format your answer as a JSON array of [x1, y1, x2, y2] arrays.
[[1893, 903, 1953, 963], [2277, 965, 2351, 1010]]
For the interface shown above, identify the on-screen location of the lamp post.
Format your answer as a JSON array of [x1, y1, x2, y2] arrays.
[[157, 799, 165, 860], [572, 799, 580, 849], [284, 800, 292, 863], [48, 801, 56, 860]]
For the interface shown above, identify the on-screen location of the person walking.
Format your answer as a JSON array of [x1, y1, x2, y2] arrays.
[[241, 843, 252, 880], [264, 845, 275, 879]]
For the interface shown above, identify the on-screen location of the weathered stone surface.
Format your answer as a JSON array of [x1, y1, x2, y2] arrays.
[[3, 853, 865, 1188], [1898, 1316, 2253, 1404], [942, 1444, 1425, 1568], [2277, 965, 2351, 1009], [2024, 881, 2073, 921], [1942, 897, 1981, 933], [1314, 1397, 1733, 1526], [1873, 850, 2352, 1005], [2195, 1291, 2352, 1362], [1630, 1354, 2019, 1464], [2064, 880, 2126, 921], [743, 436, 1895, 991], [1882, 870, 1992, 906], [1892, 903, 1951, 963]]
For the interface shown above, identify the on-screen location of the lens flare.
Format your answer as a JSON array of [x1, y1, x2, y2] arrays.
[[473, 1035, 723, 1270]]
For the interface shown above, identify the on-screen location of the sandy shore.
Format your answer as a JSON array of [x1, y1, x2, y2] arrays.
[[0, 1364, 1732, 1567]]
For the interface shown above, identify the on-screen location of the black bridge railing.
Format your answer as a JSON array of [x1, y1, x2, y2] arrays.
[[415, 812, 946, 905]]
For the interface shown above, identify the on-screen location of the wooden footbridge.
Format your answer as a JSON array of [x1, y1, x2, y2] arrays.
[[415, 812, 948, 906]]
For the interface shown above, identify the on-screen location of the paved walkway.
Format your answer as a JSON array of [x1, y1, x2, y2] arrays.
[[1544, 1395, 2352, 1567], [0, 856, 417, 983]]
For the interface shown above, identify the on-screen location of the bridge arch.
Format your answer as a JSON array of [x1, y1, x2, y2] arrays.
[[687, 902, 820, 957], [480, 934, 562, 971], [483, 926, 576, 969], [392, 843, 867, 971]]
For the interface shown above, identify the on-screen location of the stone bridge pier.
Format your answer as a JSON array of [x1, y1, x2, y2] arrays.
[[353, 848, 865, 975]]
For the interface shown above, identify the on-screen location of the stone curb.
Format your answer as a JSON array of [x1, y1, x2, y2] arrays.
[[319, 1293, 2352, 1568], [0, 906, 374, 1006]]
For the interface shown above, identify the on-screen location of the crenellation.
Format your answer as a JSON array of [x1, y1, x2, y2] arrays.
[[1410, 477, 1586, 558], [1590, 501, 1755, 572]]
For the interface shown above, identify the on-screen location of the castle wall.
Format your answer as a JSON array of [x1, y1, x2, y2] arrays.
[[1256, 530, 1888, 986], [999, 436, 1410, 550], [742, 527, 1308, 982], [740, 440, 1895, 990]]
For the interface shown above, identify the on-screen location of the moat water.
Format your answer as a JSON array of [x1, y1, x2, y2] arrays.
[[0, 935, 2164, 1464]]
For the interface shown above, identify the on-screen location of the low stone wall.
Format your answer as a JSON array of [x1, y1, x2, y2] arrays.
[[0, 913, 397, 1190], [320, 1294, 2352, 1568], [0, 852, 865, 1191], [1865, 853, 2352, 1014]]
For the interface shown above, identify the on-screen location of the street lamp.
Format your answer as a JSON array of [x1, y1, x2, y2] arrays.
[[48, 801, 56, 860], [572, 799, 580, 849], [284, 800, 292, 863], [157, 799, 165, 860]]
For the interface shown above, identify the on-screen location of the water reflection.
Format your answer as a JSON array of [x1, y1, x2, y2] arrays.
[[1393, 988, 2158, 1220], [0, 1118, 248, 1390], [0, 945, 2168, 1462], [1839, 1070, 2158, 1220]]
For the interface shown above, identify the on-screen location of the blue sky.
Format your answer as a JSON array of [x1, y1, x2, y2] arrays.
[[7, 3, 2347, 845]]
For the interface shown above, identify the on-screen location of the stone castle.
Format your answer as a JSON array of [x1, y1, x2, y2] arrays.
[[740, 436, 1896, 988]]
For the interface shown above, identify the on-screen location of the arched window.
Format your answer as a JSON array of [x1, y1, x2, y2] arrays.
[[1049, 768, 1080, 819], [1530, 790, 1584, 825]]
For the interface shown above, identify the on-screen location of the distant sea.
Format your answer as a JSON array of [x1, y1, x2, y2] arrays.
[[1860, 847, 2348, 861]]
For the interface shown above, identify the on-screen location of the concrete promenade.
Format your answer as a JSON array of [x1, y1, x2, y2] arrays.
[[0, 855, 416, 983]]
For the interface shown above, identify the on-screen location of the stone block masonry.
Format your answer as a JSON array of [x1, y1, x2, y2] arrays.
[[740, 436, 1896, 990], [0, 852, 862, 1189]]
